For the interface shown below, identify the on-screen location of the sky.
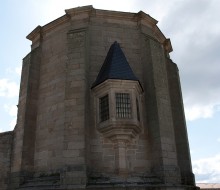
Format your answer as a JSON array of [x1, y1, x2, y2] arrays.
[[1, 0, 220, 184]]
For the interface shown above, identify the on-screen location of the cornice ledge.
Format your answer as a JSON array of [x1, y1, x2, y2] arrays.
[[93, 9, 135, 21], [42, 15, 70, 34], [26, 15, 70, 42], [136, 11, 158, 26], [26, 6, 173, 53], [163, 38, 173, 53], [153, 26, 173, 53], [65, 5, 94, 16], [135, 11, 173, 53], [26, 25, 42, 41]]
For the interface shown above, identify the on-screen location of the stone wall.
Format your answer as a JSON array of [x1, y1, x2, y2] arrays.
[[140, 36, 181, 183], [87, 16, 152, 178], [0, 131, 13, 190], [166, 58, 195, 185], [33, 15, 89, 188], [9, 47, 41, 189], [62, 27, 88, 187], [34, 23, 68, 173], [2, 6, 196, 189]]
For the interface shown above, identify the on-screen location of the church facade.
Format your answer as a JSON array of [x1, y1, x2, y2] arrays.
[[0, 6, 198, 190]]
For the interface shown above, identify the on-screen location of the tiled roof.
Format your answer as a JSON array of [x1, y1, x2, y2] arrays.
[[197, 183, 220, 189], [92, 41, 139, 88]]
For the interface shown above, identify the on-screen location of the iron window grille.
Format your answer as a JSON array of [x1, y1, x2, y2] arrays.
[[116, 93, 131, 118]]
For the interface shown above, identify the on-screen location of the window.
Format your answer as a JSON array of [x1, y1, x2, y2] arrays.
[[136, 98, 140, 121], [116, 93, 131, 118], [99, 95, 109, 122]]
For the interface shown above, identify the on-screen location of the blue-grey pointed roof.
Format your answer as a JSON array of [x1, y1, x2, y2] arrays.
[[92, 41, 139, 88]]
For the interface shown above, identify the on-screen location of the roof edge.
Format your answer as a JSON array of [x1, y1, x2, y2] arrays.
[[26, 14, 70, 42], [137, 11, 158, 25], [26, 6, 172, 53], [26, 25, 42, 41], [65, 5, 94, 15]]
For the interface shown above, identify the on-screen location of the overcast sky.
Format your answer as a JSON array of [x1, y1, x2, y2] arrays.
[[1, 0, 220, 183]]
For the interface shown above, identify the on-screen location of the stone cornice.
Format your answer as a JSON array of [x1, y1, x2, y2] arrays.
[[92, 8, 135, 21], [26, 25, 42, 41], [92, 79, 143, 96], [154, 26, 166, 42], [153, 25, 173, 52], [65, 5, 93, 16], [26, 15, 69, 42], [26, 5, 172, 53], [163, 38, 173, 53], [136, 11, 158, 26], [42, 15, 70, 34]]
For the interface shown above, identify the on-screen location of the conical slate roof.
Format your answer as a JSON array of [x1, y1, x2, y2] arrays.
[[92, 41, 139, 88]]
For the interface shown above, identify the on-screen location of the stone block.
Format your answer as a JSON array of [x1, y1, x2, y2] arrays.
[[68, 142, 85, 149], [63, 150, 80, 158]]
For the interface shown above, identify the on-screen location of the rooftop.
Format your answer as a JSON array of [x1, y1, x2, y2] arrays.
[[197, 183, 220, 189], [92, 41, 139, 88]]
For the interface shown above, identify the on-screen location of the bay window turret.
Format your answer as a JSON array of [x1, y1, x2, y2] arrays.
[[91, 41, 143, 175]]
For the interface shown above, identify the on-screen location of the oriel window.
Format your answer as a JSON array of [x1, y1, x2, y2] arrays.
[[116, 93, 131, 118], [99, 95, 109, 122]]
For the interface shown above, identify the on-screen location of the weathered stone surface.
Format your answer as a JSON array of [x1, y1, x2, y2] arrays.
[[0, 5, 197, 190], [0, 132, 13, 190]]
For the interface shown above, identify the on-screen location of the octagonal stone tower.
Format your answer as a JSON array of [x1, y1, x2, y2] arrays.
[[0, 5, 198, 190]]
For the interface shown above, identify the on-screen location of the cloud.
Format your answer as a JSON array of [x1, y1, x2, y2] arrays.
[[193, 154, 220, 183], [4, 104, 17, 130], [184, 104, 219, 121], [34, 0, 138, 25], [155, 0, 220, 121], [0, 78, 19, 98], [6, 66, 22, 76], [15, 66, 22, 76], [116, 0, 220, 122], [4, 104, 17, 117], [8, 118, 16, 130]]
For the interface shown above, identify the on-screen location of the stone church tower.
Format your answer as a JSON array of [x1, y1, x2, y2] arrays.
[[0, 6, 198, 190]]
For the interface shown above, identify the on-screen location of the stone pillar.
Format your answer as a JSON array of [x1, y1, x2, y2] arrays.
[[9, 47, 41, 189], [61, 29, 88, 188], [114, 141, 127, 175], [141, 36, 181, 184], [166, 58, 195, 185]]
